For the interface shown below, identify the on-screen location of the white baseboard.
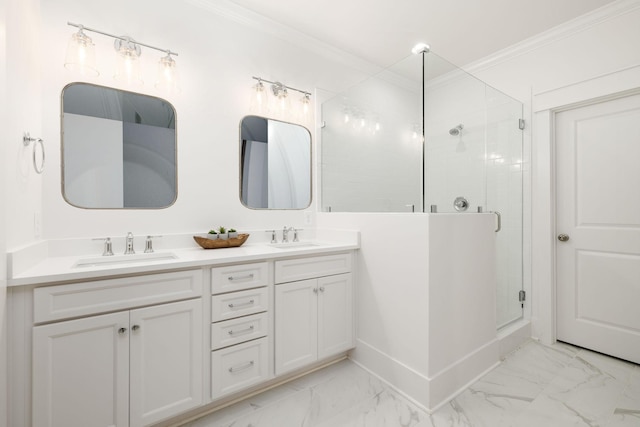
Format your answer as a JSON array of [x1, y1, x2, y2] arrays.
[[498, 319, 532, 358], [350, 339, 431, 410], [427, 338, 500, 410], [351, 337, 501, 411]]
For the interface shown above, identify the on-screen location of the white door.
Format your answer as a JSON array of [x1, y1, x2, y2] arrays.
[[32, 311, 130, 427], [275, 279, 318, 375], [129, 299, 203, 427], [317, 273, 353, 359], [556, 92, 640, 364]]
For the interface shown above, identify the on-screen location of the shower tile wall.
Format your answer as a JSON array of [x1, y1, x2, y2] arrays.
[[321, 59, 423, 213]]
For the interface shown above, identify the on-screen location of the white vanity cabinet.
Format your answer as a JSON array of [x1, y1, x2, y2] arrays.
[[210, 262, 270, 399], [30, 270, 204, 427], [274, 253, 353, 375], [8, 244, 358, 427]]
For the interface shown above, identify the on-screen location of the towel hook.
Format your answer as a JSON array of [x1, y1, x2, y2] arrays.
[[23, 132, 45, 174]]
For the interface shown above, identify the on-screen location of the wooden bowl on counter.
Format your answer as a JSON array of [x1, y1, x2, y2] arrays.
[[193, 234, 250, 249]]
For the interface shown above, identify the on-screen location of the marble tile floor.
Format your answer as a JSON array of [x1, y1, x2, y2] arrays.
[[181, 340, 640, 427]]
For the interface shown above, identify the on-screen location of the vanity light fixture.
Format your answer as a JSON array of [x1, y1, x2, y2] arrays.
[[65, 22, 180, 91], [272, 82, 292, 117], [250, 76, 311, 121], [249, 78, 269, 114], [64, 25, 98, 76], [113, 36, 143, 85], [300, 93, 311, 121], [155, 51, 180, 93]]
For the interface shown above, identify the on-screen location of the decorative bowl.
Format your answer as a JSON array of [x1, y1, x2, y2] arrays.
[[193, 233, 250, 249]]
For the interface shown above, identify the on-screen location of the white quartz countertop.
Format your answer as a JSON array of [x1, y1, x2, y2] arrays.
[[8, 240, 359, 287]]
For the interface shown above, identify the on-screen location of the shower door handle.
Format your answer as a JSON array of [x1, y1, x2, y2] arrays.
[[492, 211, 501, 232]]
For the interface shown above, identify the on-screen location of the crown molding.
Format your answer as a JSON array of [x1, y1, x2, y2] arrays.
[[463, 0, 640, 74], [184, 0, 639, 95], [183, 0, 383, 77]]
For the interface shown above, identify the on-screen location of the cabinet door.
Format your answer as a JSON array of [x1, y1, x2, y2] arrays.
[[318, 273, 353, 359], [33, 311, 130, 427], [129, 299, 203, 427], [275, 279, 318, 375]]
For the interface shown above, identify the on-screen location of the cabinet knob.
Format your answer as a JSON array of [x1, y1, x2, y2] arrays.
[[319, 287, 325, 292], [132, 325, 140, 331], [118, 327, 127, 335], [558, 234, 570, 242]]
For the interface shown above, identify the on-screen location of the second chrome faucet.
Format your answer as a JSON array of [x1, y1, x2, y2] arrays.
[[125, 232, 135, 254]]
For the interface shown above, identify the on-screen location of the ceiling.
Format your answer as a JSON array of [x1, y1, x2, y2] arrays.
[[226, 0, 617, 68]]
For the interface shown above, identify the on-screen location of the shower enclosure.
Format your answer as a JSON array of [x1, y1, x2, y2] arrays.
[[321, 49, 524, 329]]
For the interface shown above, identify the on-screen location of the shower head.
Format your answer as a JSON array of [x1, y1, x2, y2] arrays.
[[449, 124, 464, 136]]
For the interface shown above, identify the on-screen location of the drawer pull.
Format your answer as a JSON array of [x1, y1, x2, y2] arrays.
[[228, 299, 255, 309], [228, 273, 254, 281], [228, 325, 254, 336], [228, 360, 254, 373]]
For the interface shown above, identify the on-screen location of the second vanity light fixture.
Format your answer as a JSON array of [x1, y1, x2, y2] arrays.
[[250, 76, 311, 122], [64, 22, 180, 92]]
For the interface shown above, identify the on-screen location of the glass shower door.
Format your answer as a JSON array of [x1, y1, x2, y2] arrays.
[[485, 86, 524, 328], [422, 51, 524, 328]]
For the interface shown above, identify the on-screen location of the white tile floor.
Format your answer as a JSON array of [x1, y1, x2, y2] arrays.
[[182, 341, 640, 427]]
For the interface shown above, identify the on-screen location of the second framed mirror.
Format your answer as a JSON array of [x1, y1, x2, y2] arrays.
[[240, 116, 311, 209]]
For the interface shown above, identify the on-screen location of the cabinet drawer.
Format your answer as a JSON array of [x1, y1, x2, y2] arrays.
[[211, 337, 269, 399], [275, 253, 351, 284], [34, 270, 203, 323], [211, 312, 268, 350], [211, 262, 268, 294], [211, 287, 268, 322]]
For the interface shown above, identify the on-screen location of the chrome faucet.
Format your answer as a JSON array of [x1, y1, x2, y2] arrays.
[[125, 232, 135, 254], [93, 237, 114, 256], [144, 235, 162, 253], [266, 230, 277, 244], [282, 226, 293, 243]]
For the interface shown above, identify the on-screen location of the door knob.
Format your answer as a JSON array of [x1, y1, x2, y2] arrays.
[[557, 234, 570, 242]]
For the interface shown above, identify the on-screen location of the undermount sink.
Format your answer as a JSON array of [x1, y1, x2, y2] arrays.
[[73, 252, 178, 268], [269, 241, 320, 249]]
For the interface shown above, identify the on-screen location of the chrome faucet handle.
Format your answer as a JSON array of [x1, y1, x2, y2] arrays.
[[125, 232, 135, 255], [144, 235, 162, 253], [292, 228, 303, 242], [93, 237, 114, 256], [282, 226, 293, 243], [265, 230, 277, 244]]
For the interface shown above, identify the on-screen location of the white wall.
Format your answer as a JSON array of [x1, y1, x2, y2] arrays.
[[31, 0, 375, 246], [318, 213, 431, 401], [2, 1, 41, 425], [4, 0, 41, 250], [427, 214, 498, 408], [0, 1, 7, 424]]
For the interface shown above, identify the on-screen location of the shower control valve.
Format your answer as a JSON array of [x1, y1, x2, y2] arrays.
[[453, 196, 469, 212]]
